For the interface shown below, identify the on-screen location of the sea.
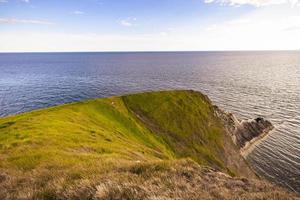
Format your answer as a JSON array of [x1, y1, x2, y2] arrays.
[[0, 51, 299, 192]]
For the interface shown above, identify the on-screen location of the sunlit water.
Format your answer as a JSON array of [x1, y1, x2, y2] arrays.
[[0, 51, 299, 192]]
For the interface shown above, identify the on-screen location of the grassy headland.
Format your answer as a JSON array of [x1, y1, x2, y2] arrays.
[[0, 90, 296, 199]]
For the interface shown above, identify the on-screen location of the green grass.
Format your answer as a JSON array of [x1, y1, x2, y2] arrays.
[[123, 90, 226, 169], [0, 90, 240, 178]]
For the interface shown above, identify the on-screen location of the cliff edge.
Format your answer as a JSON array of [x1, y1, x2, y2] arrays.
[[214, 106, 274, 156], [0, 90, 297, 199]]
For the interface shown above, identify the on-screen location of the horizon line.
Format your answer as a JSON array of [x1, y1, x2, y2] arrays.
[[1, 49, 300, 54]]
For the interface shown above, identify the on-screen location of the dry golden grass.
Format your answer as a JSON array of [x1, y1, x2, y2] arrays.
[[1, 159, 298, 200]]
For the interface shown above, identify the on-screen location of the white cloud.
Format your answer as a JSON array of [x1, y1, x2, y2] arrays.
[[119, 17, 137, 27], [1, 6, 300, 51], [0, 18, 54, 25], [0, 31, 205, 52], [204, 0, 300, 7], [160, 32, 168, 36], [0, 24, 299, 52], [199, 6, 300, 50], [72, 10, 84, 15], [120, 20, 132, 27], [284, 25, 300, 31], [0, 0, 31, 3]]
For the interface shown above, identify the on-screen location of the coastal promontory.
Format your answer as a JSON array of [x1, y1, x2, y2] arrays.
[[0, 90, 297, 199]]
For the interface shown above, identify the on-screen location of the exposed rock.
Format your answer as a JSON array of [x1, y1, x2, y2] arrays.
[[214, 106, 274, 150], [233, 117, 274, 149]]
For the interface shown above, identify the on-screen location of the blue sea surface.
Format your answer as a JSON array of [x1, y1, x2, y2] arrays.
[[0, 51, 299, 191]]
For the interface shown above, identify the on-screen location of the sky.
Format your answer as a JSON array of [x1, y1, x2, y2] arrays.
[[0, 0, 300, 52]]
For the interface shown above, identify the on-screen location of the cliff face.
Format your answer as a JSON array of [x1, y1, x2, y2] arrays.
[[214, 106, 274, 151], [0, 90, 297, 200], [233, 118, 273, 149], [122, 90, 256, 178]]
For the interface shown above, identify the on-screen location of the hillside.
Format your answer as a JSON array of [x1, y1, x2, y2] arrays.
[[0, 90, 297, 199]]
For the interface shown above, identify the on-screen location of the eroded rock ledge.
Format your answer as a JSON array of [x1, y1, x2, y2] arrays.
[[214, 106, 274, 152]]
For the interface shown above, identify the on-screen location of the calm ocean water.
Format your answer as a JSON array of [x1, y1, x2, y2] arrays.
[[0, 51, 299, 191]]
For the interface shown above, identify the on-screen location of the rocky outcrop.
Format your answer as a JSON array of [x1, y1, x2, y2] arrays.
[[233, 117, 273, 149], [214, 106, 274, 150]]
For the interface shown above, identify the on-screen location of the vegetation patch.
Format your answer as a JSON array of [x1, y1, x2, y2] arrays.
[[1, 90, 293, 199]]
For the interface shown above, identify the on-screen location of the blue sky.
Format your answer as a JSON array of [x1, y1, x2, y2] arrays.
[[1, 0, 300, 51]]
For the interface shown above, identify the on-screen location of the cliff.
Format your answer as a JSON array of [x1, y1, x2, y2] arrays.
[[214, 106, 274, 155], [0, 90, 297, 199]]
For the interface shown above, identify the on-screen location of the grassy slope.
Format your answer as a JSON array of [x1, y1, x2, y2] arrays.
[[0, 93, 175, 172], [123, 91, 226, 169], [0, 90, 234, 172], [0, 90, 264, 198]]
